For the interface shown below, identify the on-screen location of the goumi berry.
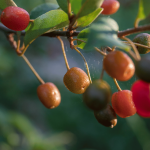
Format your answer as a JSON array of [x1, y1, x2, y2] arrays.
[[103, 51, 135, 81], [63, 67, 90, 94], [1, 6, 30, 31], [101, 0, 120, 15], [37, 82, 61, 109], [111, 90, 136, 118]]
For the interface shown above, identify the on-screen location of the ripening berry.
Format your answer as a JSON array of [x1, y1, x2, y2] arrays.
[[135, 55, 150, 83], [1, 6, 30, 31], [63, 67, 90, 94], [101, 0, 120, 15], [103, 51, 135, 81], [83, 80, 111, 111], [94, 105, 117, 128], [111, 90, 136, 118], [37, 82, 61, 109], [133, 33, 150, 54], [131, 80, 150, 118]]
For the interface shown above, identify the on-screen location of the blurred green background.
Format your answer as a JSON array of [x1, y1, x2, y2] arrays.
[[0, 0, 150, 150]]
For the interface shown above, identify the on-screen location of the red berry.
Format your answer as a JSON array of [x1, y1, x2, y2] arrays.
[[103, 51, 135, 81], [101, 0, 120, 15], [131, 80, 150, 118], [1, 6, 30, 31], [37, 82, 61, 109], [111, 90, 136, 118]]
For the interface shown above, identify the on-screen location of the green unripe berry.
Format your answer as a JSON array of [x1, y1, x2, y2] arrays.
[[83, 80, 111, 111], [133, 33, 150, 54]]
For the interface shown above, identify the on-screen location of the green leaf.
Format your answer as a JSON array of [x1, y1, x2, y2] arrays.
[[0, 0, 17, 10], [71, 0, 104, 18], [24, 10, 69, 47], [77, 8, 103, 27], [30, 3, 59, 19], [56, 0, 74, 13], [136, 0, 150, 21], [77, 28, 89, 49], [82, 17, 129, 51]]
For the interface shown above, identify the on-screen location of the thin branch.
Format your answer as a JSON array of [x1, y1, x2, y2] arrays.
[[2, 23, 150, 38], [118, 24, 150, 37]]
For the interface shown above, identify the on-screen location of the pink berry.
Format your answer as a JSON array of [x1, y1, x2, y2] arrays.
[[131, 80, 150, 118], [1, 6, 30, 31]]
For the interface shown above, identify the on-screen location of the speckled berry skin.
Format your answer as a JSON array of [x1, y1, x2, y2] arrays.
[[37, 82, 61, 109], [101, 0, 120, 15], [1, 6, 30, 31], [111, 90, 136, 118], [131, 80, 150, 118], [133, 33, 150, 54], [63, 67, 90, 94]]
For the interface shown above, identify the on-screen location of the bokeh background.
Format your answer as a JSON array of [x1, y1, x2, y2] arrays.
[[0, 0, 150, 150]]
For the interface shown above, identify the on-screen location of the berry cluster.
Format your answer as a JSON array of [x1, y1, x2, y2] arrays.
[[1, 1, 150, 129]]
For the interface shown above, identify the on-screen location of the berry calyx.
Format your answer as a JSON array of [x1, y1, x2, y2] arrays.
[[63, 67, 90, 94], [101, 0, 120, 15], [37, 82, 61, 109], [133, 33, 150, 54], [111, 90, 136, 118], [135, 55, 150, 83], [1, 6, 30, 31], [103, 51, 135, 81], [131, 80, 150, 118], [83, 80, 111, 111], [94, 105, 117, 128]]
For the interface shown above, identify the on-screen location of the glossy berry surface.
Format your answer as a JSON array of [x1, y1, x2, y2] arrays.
[[131, 80, 150, 118], [94, 105, 117, 128], [133, 33, 150, 54], [83, 80, 111, 111], [63, 67, 90, 94], [37, 82, 61, 109], [101, 0, 120, 15], [111, 90, 136, 118], [135, 55, 150, 83], [1, 6, 30, 31], [103, 51, 135, 81]]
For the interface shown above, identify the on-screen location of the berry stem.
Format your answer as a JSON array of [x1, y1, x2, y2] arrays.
[[100, 67, 104, 80], [22, 54, 45, 84], [113, 78, 122, 91], [74, 47, 92, 84], [57, 36, 70, 71], [128, 50, 138, 60], [95, 47, 107, 56], [123, 41, 150, 50], [16, 31, 21, 55], [122, 36, 141, 61]]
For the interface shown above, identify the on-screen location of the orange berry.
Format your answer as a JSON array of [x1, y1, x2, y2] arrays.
[[63, 67, 90, 94], [37, 82, 61, 109], [103, 51, 135, 81], [111, 90, 136, 118]]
